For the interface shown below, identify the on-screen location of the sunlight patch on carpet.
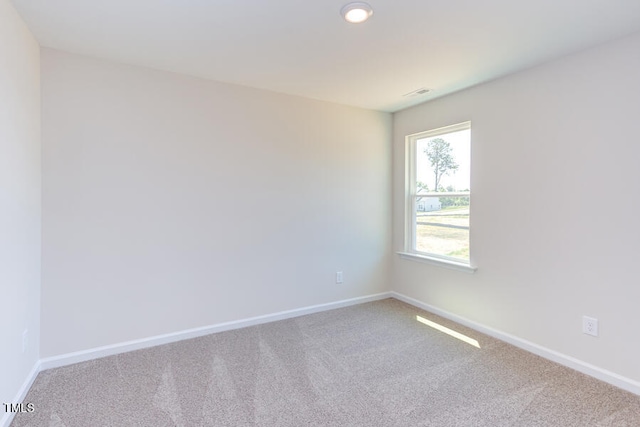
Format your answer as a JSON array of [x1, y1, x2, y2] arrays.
[[416, 315, 481, 348]]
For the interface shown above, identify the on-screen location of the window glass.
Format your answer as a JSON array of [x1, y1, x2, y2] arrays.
[[407, 122, 470, 263]]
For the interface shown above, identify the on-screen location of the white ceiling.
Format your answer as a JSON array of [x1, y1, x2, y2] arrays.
[[11, 0, 640, 112]]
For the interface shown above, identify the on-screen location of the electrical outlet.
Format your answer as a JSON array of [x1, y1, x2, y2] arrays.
[[336, 271, 343, 284], [22, 330, 28, 353], [582, 316, 598, 337]]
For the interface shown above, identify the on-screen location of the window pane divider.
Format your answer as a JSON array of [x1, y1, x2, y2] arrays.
[[414, 192, 470, 197]]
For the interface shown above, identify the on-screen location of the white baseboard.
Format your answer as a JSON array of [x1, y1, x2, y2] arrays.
[[391, 291, 640, 396], [39, 292, 392, 372], [1, 360, 41, 427]]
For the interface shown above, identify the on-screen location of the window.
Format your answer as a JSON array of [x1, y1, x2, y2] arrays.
[[402, 122, 474, 271]]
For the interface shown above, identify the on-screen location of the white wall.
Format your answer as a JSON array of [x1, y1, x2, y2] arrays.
[[0, 0, 41, 414], [41, 49, 392, 357], [393, 32, 640, 383]]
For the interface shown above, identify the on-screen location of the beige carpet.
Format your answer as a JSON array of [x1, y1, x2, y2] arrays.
[[11, 298, 640, 426]]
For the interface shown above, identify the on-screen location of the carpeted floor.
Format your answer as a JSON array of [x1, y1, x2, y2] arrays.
[[11, 298, 640, 426]]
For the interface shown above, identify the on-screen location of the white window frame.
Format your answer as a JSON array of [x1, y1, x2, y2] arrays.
[[398, 121, 476, 273]]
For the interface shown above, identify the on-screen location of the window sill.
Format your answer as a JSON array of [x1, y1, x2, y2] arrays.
[[396, 252, 477, 274]]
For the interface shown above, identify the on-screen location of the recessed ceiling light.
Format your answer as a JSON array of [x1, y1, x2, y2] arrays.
[[341, 2, 374, 24]]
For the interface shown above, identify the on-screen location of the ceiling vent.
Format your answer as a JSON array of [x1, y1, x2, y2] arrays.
[[403, 88, 432, 97]]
